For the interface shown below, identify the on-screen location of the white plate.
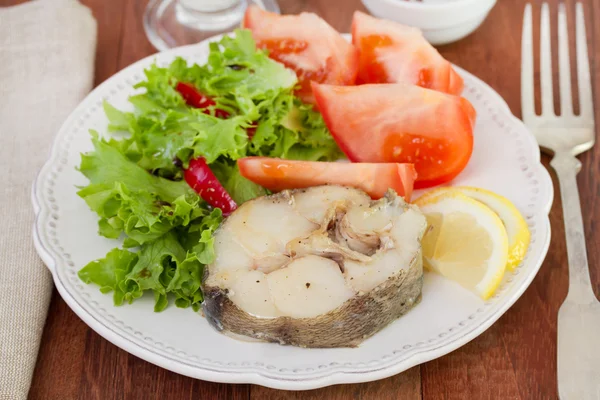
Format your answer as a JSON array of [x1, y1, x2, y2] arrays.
[[32, 34, 553, 390]]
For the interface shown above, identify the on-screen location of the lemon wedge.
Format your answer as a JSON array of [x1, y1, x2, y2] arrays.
[[415, 192, 509, 299], [416, 187, 530, 270]]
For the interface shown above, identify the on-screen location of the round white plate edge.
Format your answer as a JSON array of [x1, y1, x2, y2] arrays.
[[31, 37, 554, 390]]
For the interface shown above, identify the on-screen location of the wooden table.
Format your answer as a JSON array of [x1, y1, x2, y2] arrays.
[[5, 0, 597, 398]]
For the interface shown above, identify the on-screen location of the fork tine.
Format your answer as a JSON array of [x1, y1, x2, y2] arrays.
[[521, 4, 535, 122], [540, 3, 555, 116], [575, 3, 593, 118], [558, 2, 573, 116]]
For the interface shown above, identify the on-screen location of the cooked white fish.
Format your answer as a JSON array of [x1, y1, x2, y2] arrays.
[[202, 185, 427, 348]]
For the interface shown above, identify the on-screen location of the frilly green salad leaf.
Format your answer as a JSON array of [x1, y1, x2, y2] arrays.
[[77, 29, 342, 312]]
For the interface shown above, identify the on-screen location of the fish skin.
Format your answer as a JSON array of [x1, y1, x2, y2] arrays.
[[203, 254, 422, 348]]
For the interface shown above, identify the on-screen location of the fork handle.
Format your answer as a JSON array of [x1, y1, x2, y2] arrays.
[[550, 152, 596, 304]]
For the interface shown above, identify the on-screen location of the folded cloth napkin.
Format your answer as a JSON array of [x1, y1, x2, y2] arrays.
[[0, 1, 96, 398]]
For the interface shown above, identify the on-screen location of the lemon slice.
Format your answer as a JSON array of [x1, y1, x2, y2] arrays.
[[453, 187, 530, 270], [415, 192, 509, 299], [416, 187, 530, 270]]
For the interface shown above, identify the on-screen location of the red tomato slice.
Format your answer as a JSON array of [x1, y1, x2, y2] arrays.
[[312, 82, 475, 189], [238, 157, 416, 201], [352, 11, 464, 95], [243, 5, 358, 104]]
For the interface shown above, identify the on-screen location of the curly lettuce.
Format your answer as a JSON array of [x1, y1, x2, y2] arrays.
[[78, 29, 342, 312], [79, 210, 221, 312]]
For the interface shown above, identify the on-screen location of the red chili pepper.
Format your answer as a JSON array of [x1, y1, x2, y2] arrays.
[[176, 82, 260, 139], [176, 82, 230, 119], [176, 82, 214, 109], [184, 157, 237, 216], [247, 122, 258, 139], [214, 108, 230, 119]]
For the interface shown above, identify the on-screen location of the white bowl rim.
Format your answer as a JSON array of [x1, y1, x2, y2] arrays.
[[368, 0, 496, 12]]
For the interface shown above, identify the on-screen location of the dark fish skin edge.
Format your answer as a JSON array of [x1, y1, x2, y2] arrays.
[[202, 255, 423, 348]]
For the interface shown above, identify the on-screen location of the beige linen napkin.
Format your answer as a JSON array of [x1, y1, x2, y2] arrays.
[[0, 1, 96, 398]]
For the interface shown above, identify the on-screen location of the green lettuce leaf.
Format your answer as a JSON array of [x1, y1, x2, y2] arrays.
[[199, 30, 297, 99], [125, 104, 250, 178], [78, 29, 342, 313], [78, 247, 138, 304], [78, 209, 222, 312], [211, 161, 268, 204], [78, 133, 204, 245], [101, 29, 340, 178]]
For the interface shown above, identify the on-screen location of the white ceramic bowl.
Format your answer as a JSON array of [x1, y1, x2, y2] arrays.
[[361, 0, 497, 45]]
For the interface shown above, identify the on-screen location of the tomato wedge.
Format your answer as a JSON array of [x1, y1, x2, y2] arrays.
[[238, 157, 416, 201], [243, 5, 358, 104], [352, 11, 464, 95], [312, 82, 475, 189]]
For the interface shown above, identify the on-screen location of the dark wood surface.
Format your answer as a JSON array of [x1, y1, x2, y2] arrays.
[[2, 0, 597, 398]]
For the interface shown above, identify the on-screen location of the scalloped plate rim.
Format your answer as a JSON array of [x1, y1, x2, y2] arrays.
[[31, 34, 553, 390]]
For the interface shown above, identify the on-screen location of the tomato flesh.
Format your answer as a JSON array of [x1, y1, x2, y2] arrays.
[[312, 82, 475, 189], [244, 5, 358, 104], [356, 34, 393, 84], [256, 38, 328, 99], [352, 11, 464, 95], [238, 157, 416, 200]]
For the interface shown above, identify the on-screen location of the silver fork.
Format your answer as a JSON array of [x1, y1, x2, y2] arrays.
[[522, 2, 599, 399]]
